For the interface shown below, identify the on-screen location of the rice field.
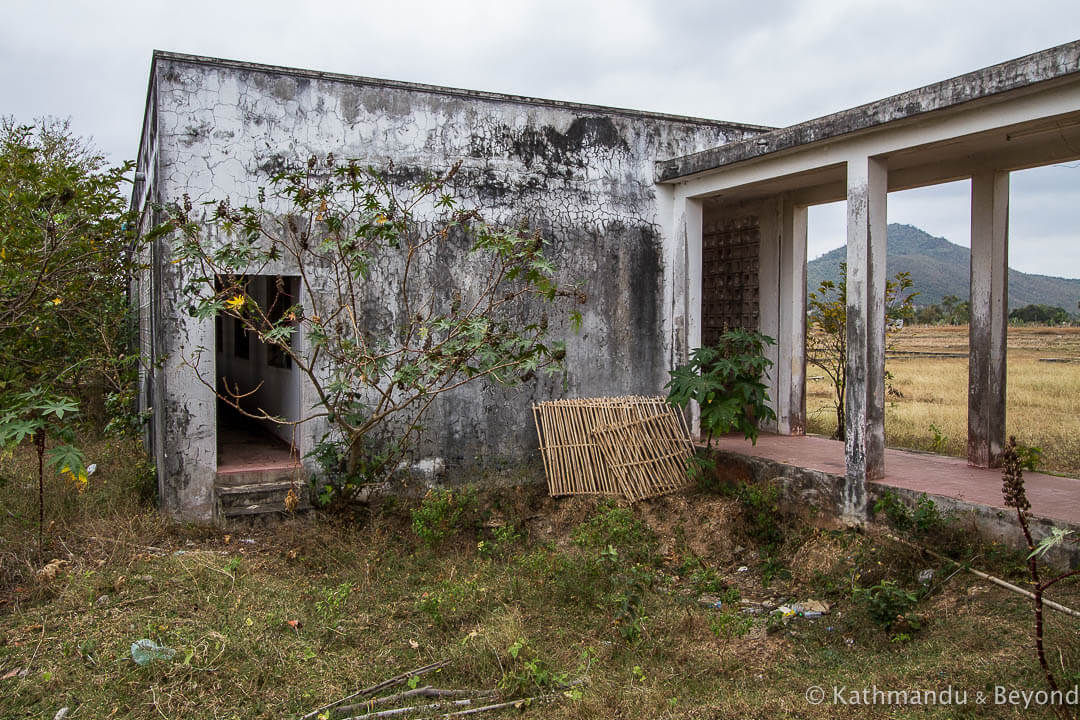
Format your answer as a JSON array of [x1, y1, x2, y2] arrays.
[[806, 325, 1080, 476]]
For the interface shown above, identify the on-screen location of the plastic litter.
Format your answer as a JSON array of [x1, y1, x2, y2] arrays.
[[792, 599, 831, 617], [130, 639, 176, 666], [918, 568, 935, 584]]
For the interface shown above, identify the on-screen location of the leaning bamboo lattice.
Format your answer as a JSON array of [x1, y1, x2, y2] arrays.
[[532, 396, 693, 501]]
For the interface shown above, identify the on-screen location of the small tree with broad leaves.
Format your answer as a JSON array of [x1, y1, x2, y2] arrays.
[[169, 157, 579, 506], [806, 263, 917, 441]]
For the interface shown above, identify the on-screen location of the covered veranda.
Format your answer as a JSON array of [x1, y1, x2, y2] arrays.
[[657, 40, 1080, 523]]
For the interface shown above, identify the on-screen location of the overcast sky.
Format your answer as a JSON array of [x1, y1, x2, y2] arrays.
[[3, 1, 1078, 276]]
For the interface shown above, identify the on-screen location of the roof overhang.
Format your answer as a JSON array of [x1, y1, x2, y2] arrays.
[[657, 40, 1080, 206]]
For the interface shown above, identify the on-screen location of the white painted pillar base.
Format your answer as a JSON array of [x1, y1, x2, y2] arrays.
[[843, 155, 888, 522], [968, 171, 1009, 467]]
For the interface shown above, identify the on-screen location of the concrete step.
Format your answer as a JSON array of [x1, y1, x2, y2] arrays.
[[215, 464, 303, 488], [216, 478, 311, 518]]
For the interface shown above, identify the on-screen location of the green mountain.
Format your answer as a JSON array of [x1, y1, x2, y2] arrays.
[[806, 223, 1080, 311]]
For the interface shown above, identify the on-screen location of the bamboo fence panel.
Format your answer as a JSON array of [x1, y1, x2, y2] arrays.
[[591, 409, 694, 502], [532, 396, 692, 500]]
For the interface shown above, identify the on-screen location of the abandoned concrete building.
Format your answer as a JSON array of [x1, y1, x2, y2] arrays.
[[132, 41, 1080, 526]]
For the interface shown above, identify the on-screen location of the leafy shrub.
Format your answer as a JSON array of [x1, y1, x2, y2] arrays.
[[709, 611, 753, 639], [873, 491, 943, 536], [688, 565, 728, 596], [610, 562, 653, 643], [410, 486, 477, 546], [499, 639, 568, 695], [1012, 441, 1044, 471], [477, 523, 523, 560], [728, 480, 786, 548], [416, 578, 482, 626], [314, 582, 352, 627], [666, 329, 776, 444], [928, 423, 948, 453], [760, 555, 791, 587], [855, 579, 921, 632], [571, 501, 655, 564]]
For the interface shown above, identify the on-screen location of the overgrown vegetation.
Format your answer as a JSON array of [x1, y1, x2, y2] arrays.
[[873, 491, 944, 538], [411, 486, 478, 547], [2, 441, 1079, 719], [854, 579, 922, 635], [0, 118, 143, 552]]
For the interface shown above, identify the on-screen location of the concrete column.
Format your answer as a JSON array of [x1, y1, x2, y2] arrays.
[[757, 198, 781, 432], [757, 195, 807, 435], [778, 197, 808, 435], [968, 170, 1009, 467], [671, 189, 703, 437], [843, 155, 888, 522]]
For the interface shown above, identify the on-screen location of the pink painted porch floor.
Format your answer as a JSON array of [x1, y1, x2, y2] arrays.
[[216, 422, 299, 475], [709, 433, 1080, 526]]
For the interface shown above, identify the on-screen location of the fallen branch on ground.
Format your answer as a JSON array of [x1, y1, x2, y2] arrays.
[[336, 689, 492, 717], [339, 698, 476, 720], [299, 659, 450, 720], [432, 694, 552, 718]]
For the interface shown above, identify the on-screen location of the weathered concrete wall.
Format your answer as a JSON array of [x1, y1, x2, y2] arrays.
[[135, 52, 766, 521]]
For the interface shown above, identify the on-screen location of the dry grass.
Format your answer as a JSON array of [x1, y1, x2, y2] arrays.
[[807, 325, 1080, 475], [2, 438, 1079, 719]]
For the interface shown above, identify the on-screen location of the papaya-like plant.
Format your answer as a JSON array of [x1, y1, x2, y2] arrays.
[[666, 328, 776, 444]]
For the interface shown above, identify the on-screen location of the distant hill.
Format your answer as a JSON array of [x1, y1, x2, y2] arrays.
[[806, 223, 1080, 311]]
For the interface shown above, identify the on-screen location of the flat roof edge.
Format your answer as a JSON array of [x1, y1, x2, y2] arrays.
[[656, 39, 1080, 183], [150, 50, 775, 133]]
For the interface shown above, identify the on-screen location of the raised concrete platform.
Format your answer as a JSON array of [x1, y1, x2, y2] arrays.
[[710, 433, 1080, 525]]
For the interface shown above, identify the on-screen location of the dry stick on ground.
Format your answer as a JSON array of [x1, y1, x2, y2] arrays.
[[339, 698, 476, 720], [430, 694, 552, 718], [335, 688, 485, 716], [426, 681, 584, 719], [300, 660, 450, 720]]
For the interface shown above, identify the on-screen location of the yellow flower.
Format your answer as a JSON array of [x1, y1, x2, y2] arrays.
[[61, 465, 89, 487], [226, 295, 245, 310], [52, 297, 62, 305], [375, 214, 387, 224]]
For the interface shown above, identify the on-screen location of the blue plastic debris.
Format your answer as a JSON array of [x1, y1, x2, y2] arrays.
[[131, 639, 176, 666]]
